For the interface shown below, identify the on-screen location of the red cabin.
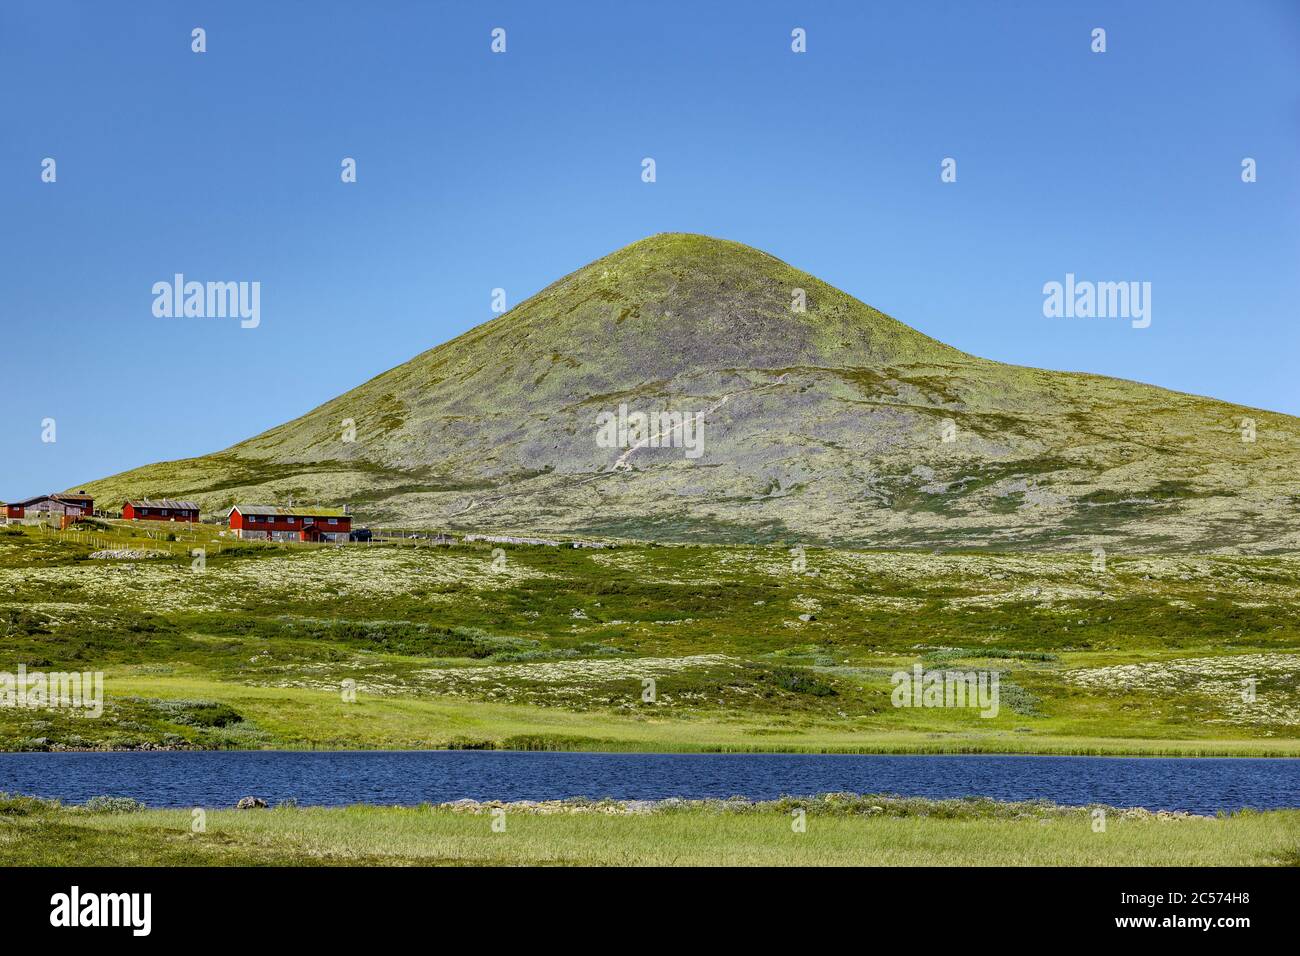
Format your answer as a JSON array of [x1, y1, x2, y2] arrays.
[[226, 504, 352, 542], [3, 492, 93, 523], [123, 499, 200, 522]]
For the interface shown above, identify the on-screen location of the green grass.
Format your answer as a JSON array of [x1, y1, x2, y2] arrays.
[[1, 795, 1296, 866], [1, 524, 1298, 755]]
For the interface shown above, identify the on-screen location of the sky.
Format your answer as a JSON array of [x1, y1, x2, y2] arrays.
[[2, 0, 1298, 496]]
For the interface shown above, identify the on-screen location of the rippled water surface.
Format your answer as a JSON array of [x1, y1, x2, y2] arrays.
[[3, 751, 1298, 813]]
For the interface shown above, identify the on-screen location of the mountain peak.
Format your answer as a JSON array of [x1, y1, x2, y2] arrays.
[[612, 231, 782, 260], [503, 233, 962, 374]]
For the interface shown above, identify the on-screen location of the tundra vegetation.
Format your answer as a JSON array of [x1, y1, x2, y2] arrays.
[[1, 521, 1297, 755]]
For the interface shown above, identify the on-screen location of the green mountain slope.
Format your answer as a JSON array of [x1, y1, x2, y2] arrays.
[[79, 233, 1300, 552]]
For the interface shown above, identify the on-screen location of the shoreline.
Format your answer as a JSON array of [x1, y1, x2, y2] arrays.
[[1, 790, 1227, 817], [4, 740, 1300, 758]]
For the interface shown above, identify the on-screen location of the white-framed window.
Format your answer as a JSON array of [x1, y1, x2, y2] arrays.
[[328, 518, 338, 525]]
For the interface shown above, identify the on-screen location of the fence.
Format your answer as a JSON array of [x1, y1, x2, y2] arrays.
[[32, 520, 468, 556]]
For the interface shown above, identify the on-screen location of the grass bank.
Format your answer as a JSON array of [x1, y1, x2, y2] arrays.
[[1, 793, 1296, 866], [43, 672, 1300, 756]]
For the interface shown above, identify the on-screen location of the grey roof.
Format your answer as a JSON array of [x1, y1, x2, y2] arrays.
[[225, 504, 348, 518], [125, 499, 200, 511], [8, 493, 94, 508]]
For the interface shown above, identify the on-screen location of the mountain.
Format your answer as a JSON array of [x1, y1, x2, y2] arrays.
[[79, 233, 1300, 552]]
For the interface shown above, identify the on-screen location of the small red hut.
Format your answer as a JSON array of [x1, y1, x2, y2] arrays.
[[123, 499, 200, 522]]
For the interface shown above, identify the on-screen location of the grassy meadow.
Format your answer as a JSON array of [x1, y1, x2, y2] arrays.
[[1, 519, 1298, 755], [1, 792, 1297, 866]]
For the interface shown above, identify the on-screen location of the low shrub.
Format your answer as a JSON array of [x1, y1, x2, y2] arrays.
[[0, 792, 59, 816], [81, 795, 147, 814]]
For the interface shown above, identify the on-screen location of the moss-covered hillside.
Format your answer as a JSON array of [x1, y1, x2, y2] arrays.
[[78, 234, 1300, 552]]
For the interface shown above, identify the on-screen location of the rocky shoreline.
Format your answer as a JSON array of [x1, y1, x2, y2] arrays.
[[6, 741, 204, 752], [233, 793, 1211, 819]]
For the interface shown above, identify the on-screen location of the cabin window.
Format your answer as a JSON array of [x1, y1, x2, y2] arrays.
[[328, 518, 338, 525]]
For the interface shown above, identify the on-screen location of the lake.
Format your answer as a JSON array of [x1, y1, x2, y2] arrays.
[[2, 751, 1298, 813]]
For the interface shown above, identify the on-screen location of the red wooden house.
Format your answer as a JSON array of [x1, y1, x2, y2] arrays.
[[226, 504, 352, 542], [123, 499, 200, 522], [3, 492, 93, 523]]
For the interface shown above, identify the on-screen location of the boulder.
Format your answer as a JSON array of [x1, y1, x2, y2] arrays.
[[235, 796, 268, 809]]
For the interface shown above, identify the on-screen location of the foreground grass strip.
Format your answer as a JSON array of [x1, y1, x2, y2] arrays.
[[1, 794, 1297, 866]]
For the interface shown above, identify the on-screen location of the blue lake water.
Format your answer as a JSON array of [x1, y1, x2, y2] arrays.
[[1, 751, 1298, 813]]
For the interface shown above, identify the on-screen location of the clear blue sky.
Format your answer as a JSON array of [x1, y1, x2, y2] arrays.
[[3, 0, 1297, 496]]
